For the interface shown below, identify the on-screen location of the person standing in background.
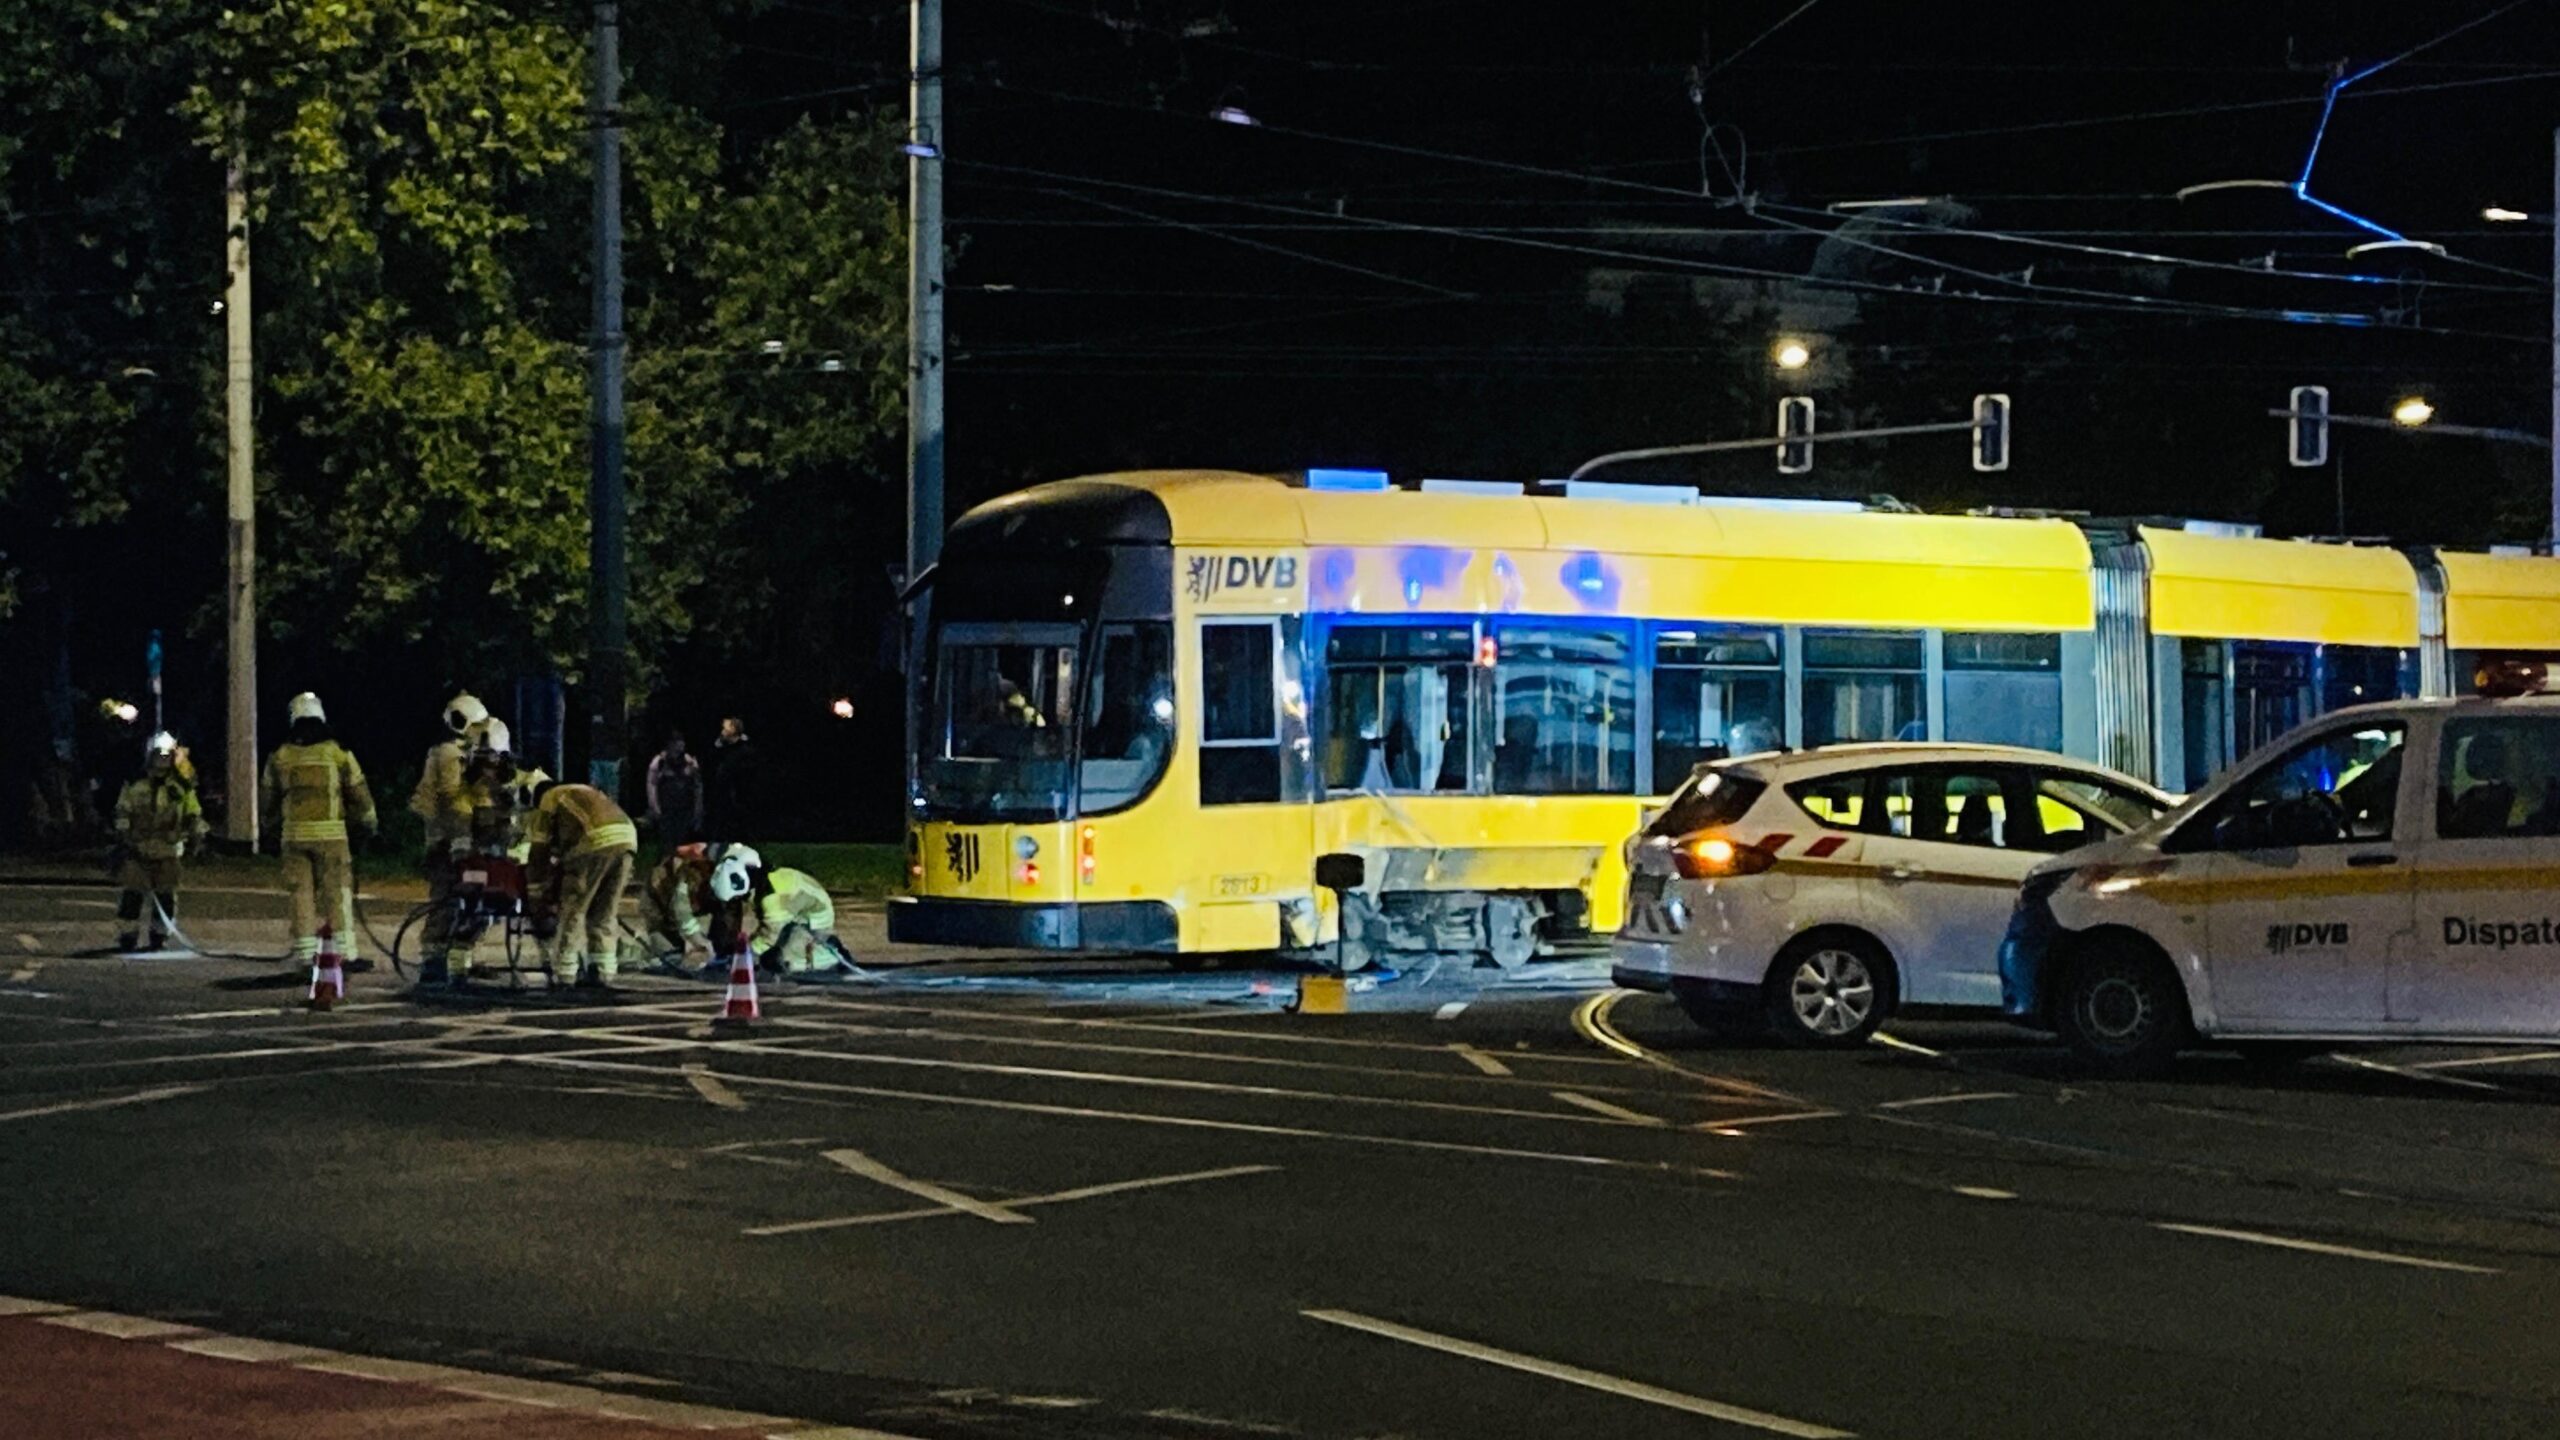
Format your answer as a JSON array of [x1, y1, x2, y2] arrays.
[[706, 715, 757, 841], [645, 731, 702, 843], [112, 732, 205, 952]]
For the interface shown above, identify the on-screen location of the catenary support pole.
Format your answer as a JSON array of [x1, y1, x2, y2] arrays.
[[908, 0, 944, 582], [588, 1, 628, 798], [223, 126, 257, 844]]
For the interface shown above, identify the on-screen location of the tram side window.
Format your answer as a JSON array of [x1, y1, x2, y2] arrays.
[[2319, 645, 2412, 713], [1944, 632, 2062, 752], [1803, 630, 1925, 747], [1651, 627, 1783, 789], [1494, 626, 1636, 795], [1199, 621, 1282, 805], [2233, 641, 2314, 759], [1080, 624, 1174, 814], [1323, 625, 1474, 793]]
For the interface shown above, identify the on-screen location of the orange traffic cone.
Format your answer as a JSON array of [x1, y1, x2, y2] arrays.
[[713, 943, 759, 1026], [308, 924, 346, 1011]]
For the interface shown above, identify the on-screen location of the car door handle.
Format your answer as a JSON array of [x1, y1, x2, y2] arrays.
[[2346, 853, 2398, 868], [1882, 864, 1921, 881]]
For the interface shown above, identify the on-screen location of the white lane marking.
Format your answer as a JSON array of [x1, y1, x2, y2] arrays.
[[6, 964, 38, 984], [169, 1335, 335, 1363], [2406, 1048, 2560, 1071], [1869, 1032, 1944, 1059], [1303, 1309, 1853, 1439], [2154, 1222, 2500, 1275], [1873, 1090, 2015, 1110], [824, 1148, 1033, 1225], [12, 933, 38, 953], [1952, 1186, 2018, 1201], [1449, 1043, 1513, 1077], [1433, 1002, 1469, 1021], [1548, 1090, 1665, 1126], [526, 1055, 1740, 1178], [682, 1064, 747, 1110], [40, 1310, 201, 1340], [2325, 1053, 2507, 1092], [749, 1164, 1279, 1236], [705, 1038, 1659, 1130], [781, 995, 1634, 1064], [0, 1296, 73, 1316], [0, 1084, 205, 1124], [1698, 1109, 1842, 1131]]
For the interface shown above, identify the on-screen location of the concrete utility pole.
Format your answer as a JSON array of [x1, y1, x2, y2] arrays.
[[222, 130, 258, 844], [587, 1, 628, 799], [907, 0, 944, 583]]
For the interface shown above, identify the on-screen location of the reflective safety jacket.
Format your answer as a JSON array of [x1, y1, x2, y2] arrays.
[[648, 844, 714, 935], [262, 742, 376, 846], [757, 867, 835, 937], [115, 776, 205, 861], [525, 783, 638, 865], [409, 738, 474, 847]]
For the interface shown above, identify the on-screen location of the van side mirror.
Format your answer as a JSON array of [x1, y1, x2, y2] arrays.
[[1314, 852, 1365, 892]]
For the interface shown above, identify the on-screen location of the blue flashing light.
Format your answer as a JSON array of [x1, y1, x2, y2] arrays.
[[1307, 467, 1392, 492]]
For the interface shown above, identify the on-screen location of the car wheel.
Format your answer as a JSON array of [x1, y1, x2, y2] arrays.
[[2056, 937, 2190, 1076], [1764, 933, 1894, 1047]]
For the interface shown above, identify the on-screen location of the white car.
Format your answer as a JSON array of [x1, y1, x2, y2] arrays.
[[1613, 744, 2175, 1046], [2004, 687, 2560, 1073]]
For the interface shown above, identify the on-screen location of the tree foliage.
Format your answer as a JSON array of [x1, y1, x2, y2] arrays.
[[1, 0, 906, 699]]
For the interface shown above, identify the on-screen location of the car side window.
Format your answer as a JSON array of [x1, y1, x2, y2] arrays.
[[2437, 716, 2560, 840], [2177, 722, 2405, 852], [1787, 773, 1872, 831], [1878, 768, 2021, 850]]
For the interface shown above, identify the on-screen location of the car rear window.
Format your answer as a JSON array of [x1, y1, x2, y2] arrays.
[[1646, 770, 1768, 837]]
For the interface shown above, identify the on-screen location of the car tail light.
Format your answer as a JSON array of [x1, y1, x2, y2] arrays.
[[1670, 834, 1777, 880]]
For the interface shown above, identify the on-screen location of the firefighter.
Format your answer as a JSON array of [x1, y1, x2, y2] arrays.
[[111, 732, 206, 952], [708, 846, 859, 982], [642, 841, 717, 966], [409, 691, 487, 975], [521, 772, 639, 989], [261, 693, 376, 965]]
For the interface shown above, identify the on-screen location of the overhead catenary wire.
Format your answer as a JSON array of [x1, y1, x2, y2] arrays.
[[951, 156, 2545, 342]]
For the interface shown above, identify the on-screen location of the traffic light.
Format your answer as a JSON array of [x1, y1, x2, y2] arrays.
[[2289, 385, 2330, 467], [1777, 395, 1814, 474], [1971, 393, 2010, 472]]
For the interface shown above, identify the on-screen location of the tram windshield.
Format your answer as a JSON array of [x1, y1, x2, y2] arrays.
[[922, 614, 1173, 823]]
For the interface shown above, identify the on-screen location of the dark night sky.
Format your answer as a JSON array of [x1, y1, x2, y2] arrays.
[[732, 0, 2559, 539]]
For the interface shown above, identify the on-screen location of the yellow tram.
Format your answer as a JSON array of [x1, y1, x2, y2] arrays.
[[892, 469, 2560, 969]]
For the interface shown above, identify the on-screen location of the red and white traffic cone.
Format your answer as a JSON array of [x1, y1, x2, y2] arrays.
[[713, 943, 759, 1026], [308, 924, 346, 1012]]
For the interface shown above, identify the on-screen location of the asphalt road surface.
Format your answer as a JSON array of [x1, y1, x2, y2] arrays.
[[4, 879, 2560, 1439]]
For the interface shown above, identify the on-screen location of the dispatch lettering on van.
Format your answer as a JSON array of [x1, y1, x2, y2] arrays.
[[2442, 917, 2560, 951]]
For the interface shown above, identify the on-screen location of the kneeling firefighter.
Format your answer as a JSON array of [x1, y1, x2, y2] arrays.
[[707, 846, 859, 982]]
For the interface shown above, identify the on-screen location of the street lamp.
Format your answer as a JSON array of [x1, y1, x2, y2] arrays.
[[2392, 396, 2436, 427], [1772, 339, 1811, 371]]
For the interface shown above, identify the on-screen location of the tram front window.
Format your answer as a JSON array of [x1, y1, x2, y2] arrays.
[[922, 620, 1176, 822], [926, 629, 1079, 820]]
